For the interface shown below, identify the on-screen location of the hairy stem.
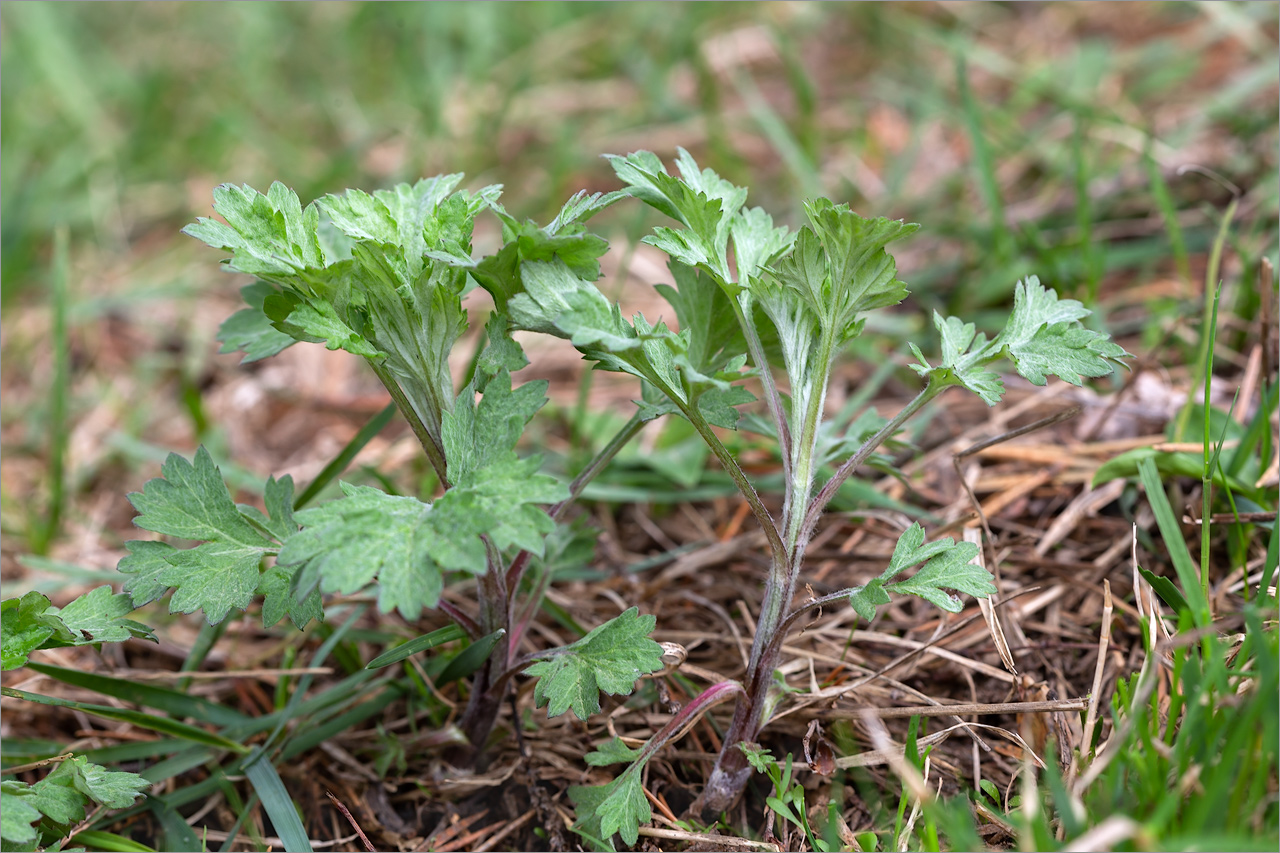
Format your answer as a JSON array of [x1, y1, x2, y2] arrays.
[[460, 559, 511, 755], [701, 382, 944, 813], [368, 360, 450, 486], [682, 405, 786, 566], [801, 382, 941, 547], [781, 327, 836, 556], [438, 599, 480, 639], [734, 294, 792, 477]]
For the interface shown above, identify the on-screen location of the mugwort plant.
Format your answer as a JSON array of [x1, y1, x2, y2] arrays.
[[117, 150, 1127, 847]]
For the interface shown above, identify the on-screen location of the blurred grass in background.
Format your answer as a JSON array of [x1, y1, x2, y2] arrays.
[[3, 1, 1275, 307]]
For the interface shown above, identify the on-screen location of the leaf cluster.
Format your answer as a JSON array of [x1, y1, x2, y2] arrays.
[[909, 276, 1132, 406], [1, 756, 148, 851], [1, 588, 156, 671]]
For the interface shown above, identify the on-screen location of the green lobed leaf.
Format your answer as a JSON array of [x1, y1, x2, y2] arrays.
[[0, 756, 148, 849], [158, 541, 270, 625], [182, 182, 323, 280], [127, 447, 271, 547], [910, 277, 1131, 405], [217, 282, 296, 363], [2, 592, 71, 671], [568, 762, 652, 851], [53, 755, 150, 809], [849, 524, 993, 620], [525, 607, 665, 721], [473, 312, 529, 388], [238, 475, 299, 544], [280, 484, 456, 621], [48, 586, 157, 646], [2, 588, 154, 671], [442, 370, 549, 484], [118, 448, 294, 624], [546, 189, 630, 236], [262, 289, 381, 359], [116, 540, 175, 610], [767, 200, 917, 345], [256, 563, 323, 630], [729, 205, 794, 283], [606, 148, 741, 285], [1, 781, 45, 846], [847, 579, 891, 623]]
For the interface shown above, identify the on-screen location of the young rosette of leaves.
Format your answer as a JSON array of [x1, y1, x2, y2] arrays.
[[909, 276, 1132, 406], [848, 523, 995, 622], [115, 447, 318, 628], [1, 588, 156, 671], [525, 607, 665, 721], [184, 177, 501, 454], [0, 755, 148, 851]]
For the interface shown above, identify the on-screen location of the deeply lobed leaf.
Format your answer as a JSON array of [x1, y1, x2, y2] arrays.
[[848, 524, 993, 621], [910, 276, 1132, 405], [525, 607, 665, 721], [568, 761, 652, 850], [118, 449, 295, 625]]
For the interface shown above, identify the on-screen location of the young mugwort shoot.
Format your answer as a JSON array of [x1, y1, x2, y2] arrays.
[[121, 176, 667, 761], [498, 149, 1130, 843], [114, 153, 1130, 849]]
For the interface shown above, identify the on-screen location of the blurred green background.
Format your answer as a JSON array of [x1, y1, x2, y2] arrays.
[[4, 1, 1275, 307]]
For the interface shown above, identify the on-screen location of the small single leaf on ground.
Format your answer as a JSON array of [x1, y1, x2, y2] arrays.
[[525, 607, 665, 720], [568, 762, 652, 851], [849, 524, 993, 620]]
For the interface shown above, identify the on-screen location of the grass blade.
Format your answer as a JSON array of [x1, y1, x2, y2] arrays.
[[25, 662, 249, 726], [243, 747, 313, 852], [436, 629, 506, 684], [1137, 456, 1210, 625], [31, 226, 70, 554], [364, 623, 466, 669], [150, 796, 203, 852], [1144, 135, 1191, 285], [65, 830, 156, 852], [1, 686, 250, 754], [956, 55, 1012, 265]]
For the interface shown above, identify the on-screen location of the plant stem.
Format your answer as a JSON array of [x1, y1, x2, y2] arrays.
[[782, 327, 836, 556], [734, 293, 792, 477], [503, 412, 647, 654], [682, 405, 786, 565], [460, 559, 511, 754], [637, 679, 744, 761], [368, 360, 450, 485], [700, 381, 943, 814], [801, 382, 941, 547]]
